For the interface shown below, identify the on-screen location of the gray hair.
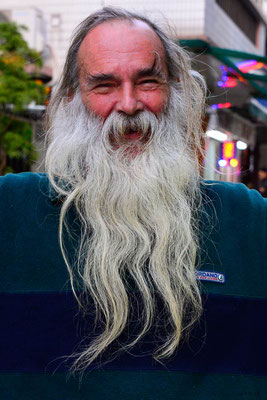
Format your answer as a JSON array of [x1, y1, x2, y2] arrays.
[[61, 8, 189, 89], [47, 6, 206, 160], [45, 7, 207, 371]]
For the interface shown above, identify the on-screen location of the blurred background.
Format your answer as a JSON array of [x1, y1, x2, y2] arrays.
[[1, 0, 267, 191]]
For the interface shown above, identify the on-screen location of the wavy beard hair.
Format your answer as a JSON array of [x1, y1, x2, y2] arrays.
[[45, 80, 204, 372]]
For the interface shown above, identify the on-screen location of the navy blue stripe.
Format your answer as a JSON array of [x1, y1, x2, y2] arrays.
[[0, 292, 266, 375]]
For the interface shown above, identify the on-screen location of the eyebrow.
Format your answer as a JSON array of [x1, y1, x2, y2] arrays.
[[134, 57, 167, 81], [86, 73, 115, 85], [86, 56, 167, 86]]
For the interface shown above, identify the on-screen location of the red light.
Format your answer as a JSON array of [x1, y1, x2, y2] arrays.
[[224, 78, 238, 88], [217, 102, 232, 109], [239, 61, 264, 73]]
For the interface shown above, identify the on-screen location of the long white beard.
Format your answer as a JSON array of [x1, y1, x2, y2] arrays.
[[46, 85, 202, 371]]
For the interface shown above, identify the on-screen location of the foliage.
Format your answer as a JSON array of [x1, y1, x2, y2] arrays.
[[1, 114, 36, 156], [0, 22, 45, 174]]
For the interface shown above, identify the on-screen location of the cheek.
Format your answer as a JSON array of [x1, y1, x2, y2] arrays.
[[81, 92, 114, 119], [140, 90, 169, 115]]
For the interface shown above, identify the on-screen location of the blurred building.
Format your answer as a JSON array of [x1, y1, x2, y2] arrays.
[[172, 0, 267, 184], [2, 0, 267, 181], [252, 0, 263, 10]]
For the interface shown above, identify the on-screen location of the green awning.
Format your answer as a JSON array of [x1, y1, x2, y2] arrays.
[[179, 39, 267, 99]]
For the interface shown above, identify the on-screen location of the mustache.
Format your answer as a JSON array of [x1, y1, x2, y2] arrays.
[[101, 110, 159, 142]]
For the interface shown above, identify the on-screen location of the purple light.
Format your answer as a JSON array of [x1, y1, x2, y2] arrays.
[[217, 81, 223, 87], [236, 59, 257, 69], [211, 104, 218, 110]]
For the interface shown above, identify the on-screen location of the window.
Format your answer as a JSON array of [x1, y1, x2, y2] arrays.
[[216, 0, 258, 44]]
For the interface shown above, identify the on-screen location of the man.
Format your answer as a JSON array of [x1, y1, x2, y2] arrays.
[[0, 7, 266, 400]]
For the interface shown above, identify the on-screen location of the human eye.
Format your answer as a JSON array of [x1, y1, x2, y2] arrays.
[[138, 78, 161, 90], [93, 83, 115, 94]]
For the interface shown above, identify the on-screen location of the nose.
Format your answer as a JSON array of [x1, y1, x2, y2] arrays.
[[115, 83, 144, 115]]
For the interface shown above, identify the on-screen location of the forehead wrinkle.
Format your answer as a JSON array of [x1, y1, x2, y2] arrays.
[[78, 20, 167, 66]]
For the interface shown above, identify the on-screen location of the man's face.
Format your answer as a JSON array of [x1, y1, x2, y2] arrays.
[[77, 19, 170, 142]]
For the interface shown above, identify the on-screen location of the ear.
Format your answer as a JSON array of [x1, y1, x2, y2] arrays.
[[67, 88, 74, 102]]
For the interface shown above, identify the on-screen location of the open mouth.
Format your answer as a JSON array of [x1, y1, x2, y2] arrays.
[[123, 130, 143, 141], [109, 128, 150, 149]]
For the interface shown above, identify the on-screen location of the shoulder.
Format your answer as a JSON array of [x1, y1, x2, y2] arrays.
[[0, 173, 67, 292], [201, 180, 267, 245], [0, 171, 48, 190], [200, 180, 267, 297], [0, 172, 54, 226], [0, 172, 50, 205], [203, 179, 263, 199], [202, 180, 267, 215]]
